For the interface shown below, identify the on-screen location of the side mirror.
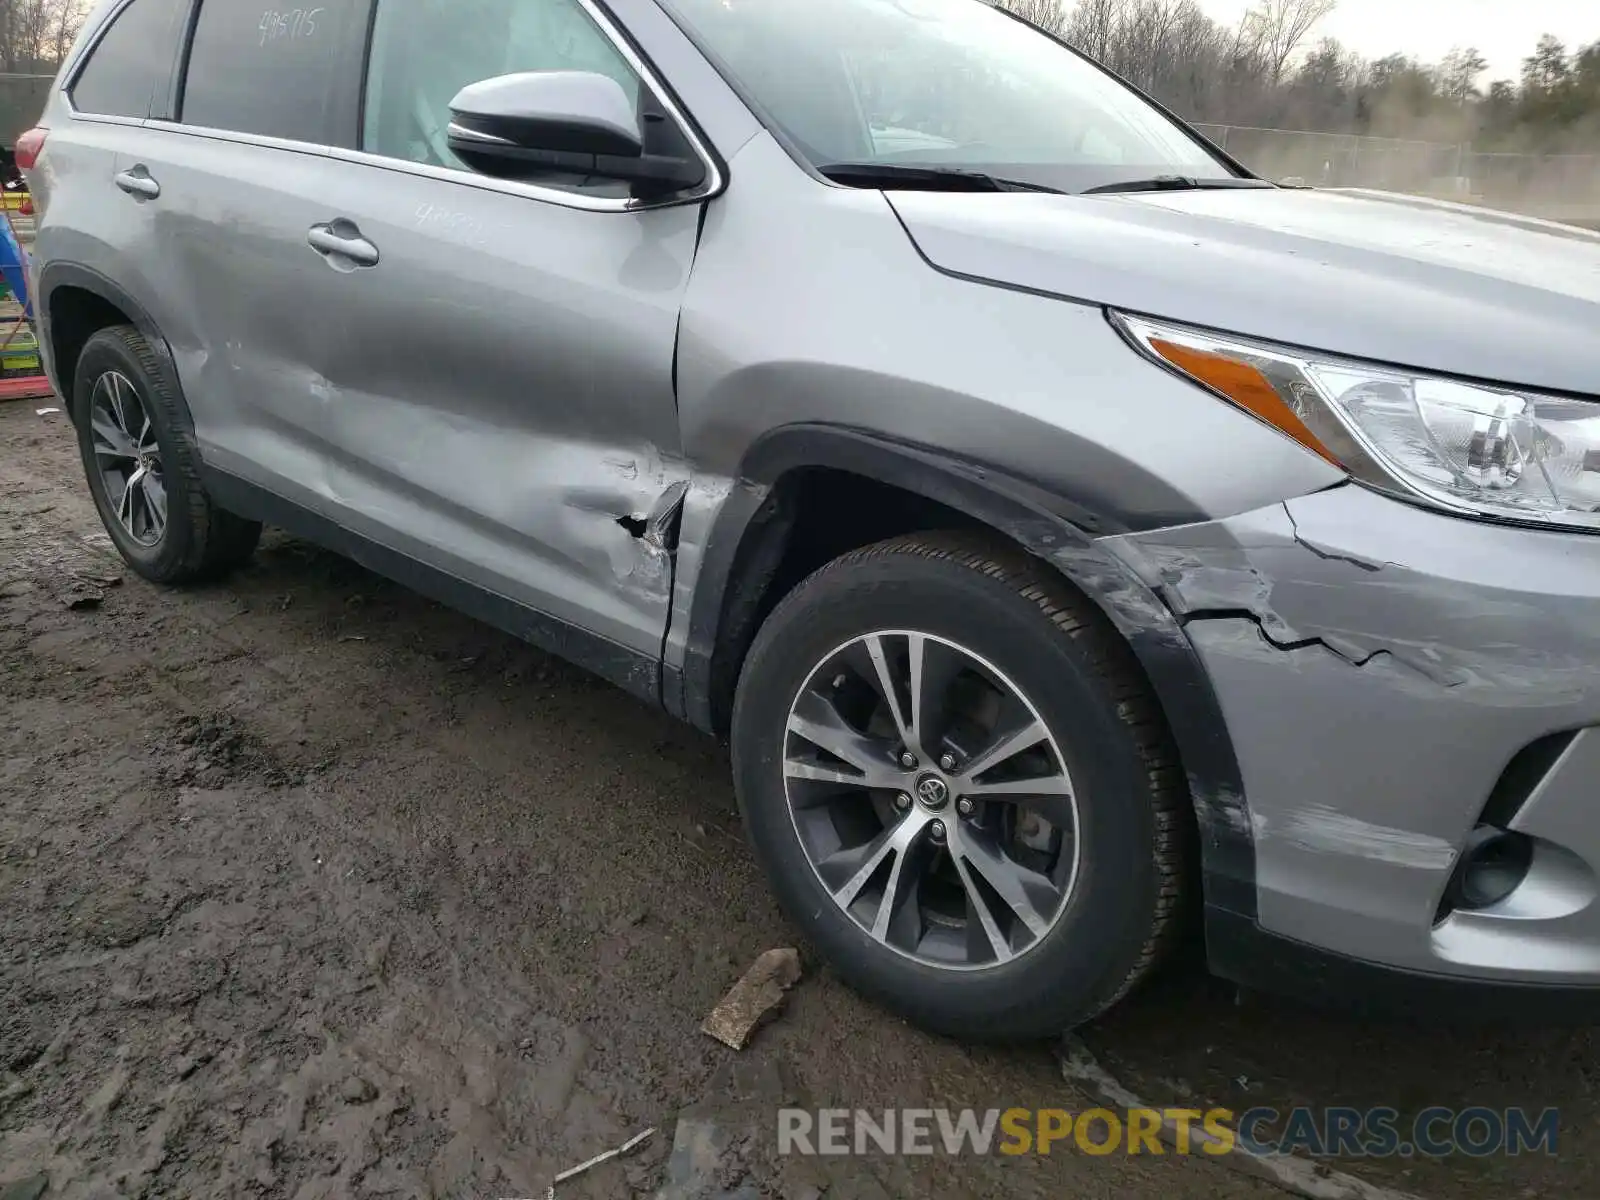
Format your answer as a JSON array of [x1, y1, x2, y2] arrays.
[[447, 71, 705, 196]]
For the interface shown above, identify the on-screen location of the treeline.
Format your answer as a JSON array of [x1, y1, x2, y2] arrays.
[[1002, 0, 1600, 151], [5, 0, 1591, 155], [0, 0, 83, 74]]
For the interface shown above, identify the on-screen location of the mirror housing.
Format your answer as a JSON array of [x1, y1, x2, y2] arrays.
[[450, 71, 644, 158], [447, 71, 705, 196]]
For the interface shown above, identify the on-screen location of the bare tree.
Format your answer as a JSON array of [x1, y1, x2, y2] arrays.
[[1065, 0, 1126, 61], [1522, 34, 1570, 93], [1242, 0, 1338, 84], [48, 0, 86, 66], [1154, 0, 1232, 115], [1113, 0, 1187, 92], [997, 0, 1071, 37], [1029, 0, 1596, 159], [1438, 47, 1489, 106], [0, 0, 85, 72]]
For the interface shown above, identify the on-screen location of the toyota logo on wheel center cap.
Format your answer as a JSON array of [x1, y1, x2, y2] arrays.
[[914, 774, 950, 810]]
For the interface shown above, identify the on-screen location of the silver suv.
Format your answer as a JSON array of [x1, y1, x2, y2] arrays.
[[24, 0, 1600, 1036]]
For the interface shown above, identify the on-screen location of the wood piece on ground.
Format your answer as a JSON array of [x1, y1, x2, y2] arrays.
[[1060, 1035, 1427, 1200], [551, 1126, 655, 1189], [701, 948, 802, 1050]]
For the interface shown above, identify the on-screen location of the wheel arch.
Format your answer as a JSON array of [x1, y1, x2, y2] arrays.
[[673, 423, 1259, 923], [37, 263, 192, 434]]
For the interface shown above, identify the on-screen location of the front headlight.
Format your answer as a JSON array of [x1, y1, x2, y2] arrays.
[[1114, 311, 1600, 532]]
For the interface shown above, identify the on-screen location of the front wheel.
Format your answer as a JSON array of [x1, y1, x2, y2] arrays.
[[731, 533, 1189, 1039]]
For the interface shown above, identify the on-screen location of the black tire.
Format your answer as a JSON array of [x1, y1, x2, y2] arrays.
[[731, 532, 1188, 1039], [72, 325, 261, 584]]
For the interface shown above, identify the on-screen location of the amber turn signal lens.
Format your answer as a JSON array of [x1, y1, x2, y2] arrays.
[[1148, 337, 1342, 467]]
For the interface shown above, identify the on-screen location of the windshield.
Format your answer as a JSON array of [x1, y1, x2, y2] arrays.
[[658, 0, 1238, 194]]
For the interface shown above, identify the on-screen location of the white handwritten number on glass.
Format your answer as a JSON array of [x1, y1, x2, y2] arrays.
[[258, 7, 325, 46]]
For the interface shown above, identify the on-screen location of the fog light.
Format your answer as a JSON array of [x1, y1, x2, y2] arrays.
[[1447, 827, 1534, 913]]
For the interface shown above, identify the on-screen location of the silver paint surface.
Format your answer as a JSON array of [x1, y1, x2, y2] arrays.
[[1107, 484, 1600, 979], [889, 186, 1600, 396], [126, 120, 698, 655], [29, 0, 1600, 988], [664, 132, 1343, 667]]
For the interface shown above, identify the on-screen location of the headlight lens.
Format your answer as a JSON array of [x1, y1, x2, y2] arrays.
[[1116, 312, 1600, 531]]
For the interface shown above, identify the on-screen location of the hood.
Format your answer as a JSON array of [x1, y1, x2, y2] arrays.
[[887, 187, 1600, 397]]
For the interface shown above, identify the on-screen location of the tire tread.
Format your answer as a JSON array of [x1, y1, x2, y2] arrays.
[[78, 325, 261, 583], [768, 530, 1189, 1024]]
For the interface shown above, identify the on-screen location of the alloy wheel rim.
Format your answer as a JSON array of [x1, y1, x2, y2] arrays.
[[89, 370, 167, 547], [783, 630, 1080, 971]]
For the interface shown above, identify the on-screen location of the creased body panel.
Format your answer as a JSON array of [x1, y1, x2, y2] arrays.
[[1106, 484, 1600, 980], [274, 153, 703, 657], [668, 132, 1342, 672], [103, 127, 343, 482], [124, 113, 700, 659]]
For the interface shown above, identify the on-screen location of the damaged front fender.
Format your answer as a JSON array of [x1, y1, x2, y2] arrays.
[[1102, 482, 1600, 978]]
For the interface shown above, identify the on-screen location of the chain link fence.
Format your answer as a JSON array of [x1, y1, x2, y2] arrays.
[[1192, 123, 1600, 221]]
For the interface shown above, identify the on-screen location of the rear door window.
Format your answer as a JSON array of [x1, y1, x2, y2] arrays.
[[71, 0, 190, 119], [180, 0, 370, 145]]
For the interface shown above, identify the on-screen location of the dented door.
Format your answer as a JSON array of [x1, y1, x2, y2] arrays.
[[282, 153, 698, 658], [109, 125, 358, 491]]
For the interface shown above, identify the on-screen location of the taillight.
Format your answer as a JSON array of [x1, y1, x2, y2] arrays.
[[15, 127, 47, 172]]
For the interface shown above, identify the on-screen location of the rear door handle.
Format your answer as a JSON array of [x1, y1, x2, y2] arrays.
[[113, 166, 160, 199], [307, 220, 379, 268]]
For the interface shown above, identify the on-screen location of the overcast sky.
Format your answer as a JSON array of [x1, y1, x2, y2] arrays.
[[1197, 0, 1597, 83]]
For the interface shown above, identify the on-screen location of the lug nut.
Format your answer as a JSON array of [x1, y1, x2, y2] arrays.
[[899, 751, 917, 769], [939, 753, 957, 772], [957, 798, 974, 817], [895, 793, 912, 811], [929, 820, 946, 842]]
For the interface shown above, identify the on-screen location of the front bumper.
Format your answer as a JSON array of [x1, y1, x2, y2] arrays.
[[1105, 482, 1600, 990]]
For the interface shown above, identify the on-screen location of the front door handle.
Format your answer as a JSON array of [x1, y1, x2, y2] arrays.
[[307, 220, 379, 268], [113, 166, 160, 199]]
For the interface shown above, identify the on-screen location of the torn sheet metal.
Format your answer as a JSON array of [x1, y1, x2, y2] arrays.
[[1102, 482, 1600, 977], [661, 470, 767, 725], [372, 433, 689, 654], [1102, 497, 1432, 676], [1104, 487, 1586, 691]]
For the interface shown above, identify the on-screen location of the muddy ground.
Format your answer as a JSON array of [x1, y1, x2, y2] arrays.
[[2, 399, 1597, 1200]]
